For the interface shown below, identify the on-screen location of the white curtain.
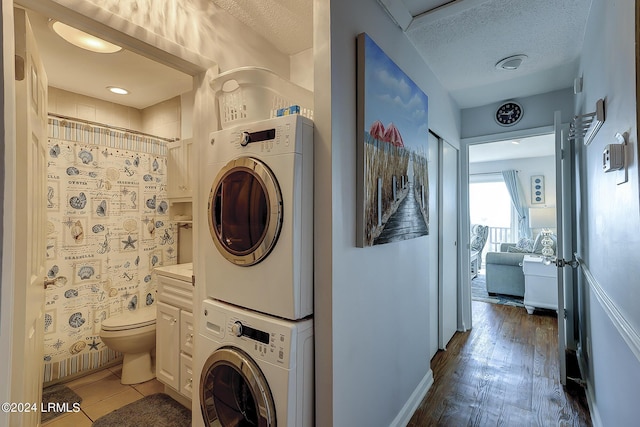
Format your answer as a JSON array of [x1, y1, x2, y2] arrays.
[[501, 170, 531, 239]]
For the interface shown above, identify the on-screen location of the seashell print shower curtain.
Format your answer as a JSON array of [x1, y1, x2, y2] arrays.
[[43, 117, 177, 382]]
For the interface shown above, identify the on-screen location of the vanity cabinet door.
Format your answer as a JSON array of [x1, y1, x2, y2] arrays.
[[156, 302, 180, 390], [180, 353, 194, 399], [180, 310, 195, 356]]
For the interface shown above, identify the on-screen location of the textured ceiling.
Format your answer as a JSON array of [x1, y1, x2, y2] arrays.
[[212, 0, 313, 55], [392, 0, 593, 108], [402, 0, 455, 16], [227, 0, 592, 108], [29, 0, 593, 113]]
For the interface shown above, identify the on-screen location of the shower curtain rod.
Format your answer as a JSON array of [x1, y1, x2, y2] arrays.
[[48, 113, 179, 143]]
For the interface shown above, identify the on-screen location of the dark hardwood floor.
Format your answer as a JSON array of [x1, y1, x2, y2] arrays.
[[408, 301, 591, 426]]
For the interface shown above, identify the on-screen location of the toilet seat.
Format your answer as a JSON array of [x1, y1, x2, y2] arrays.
[[101, 306, 157, 332]]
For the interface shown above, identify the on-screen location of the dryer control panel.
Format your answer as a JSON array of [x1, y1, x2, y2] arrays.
[[208, 114, 312, 157]]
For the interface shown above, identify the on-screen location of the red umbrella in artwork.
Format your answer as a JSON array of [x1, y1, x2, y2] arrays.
[[383, 123, 404, 147], [369, 120, 385, 140]]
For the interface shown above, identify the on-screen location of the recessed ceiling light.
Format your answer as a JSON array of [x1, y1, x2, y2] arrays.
[[495, 54, 528, 71], [107, 86, 129, 95], [51, 21, 122, 54]]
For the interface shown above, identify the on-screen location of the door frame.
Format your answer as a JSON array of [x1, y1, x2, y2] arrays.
[[459, 124, 557, 331], [438, 137, 460, 348], [1, 1, 210, 420]]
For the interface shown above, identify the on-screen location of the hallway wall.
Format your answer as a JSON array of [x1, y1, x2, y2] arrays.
[[575, 0, 640, 425], [314, 0, 461, 425], [461, 88, 574, 139]]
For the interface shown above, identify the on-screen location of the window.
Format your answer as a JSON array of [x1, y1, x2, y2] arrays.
[[469, 176, 515, 257]]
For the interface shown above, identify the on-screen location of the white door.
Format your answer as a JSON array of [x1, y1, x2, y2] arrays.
[[554, 111, 575, 386], [156, 301, 181, 390], [439, 139, 459, 349], [6, 7, 48, 426], [427, 132, 439, 358]]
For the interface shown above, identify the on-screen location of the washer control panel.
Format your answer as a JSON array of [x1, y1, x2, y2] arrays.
[[200, 299, 294, 366], [225, 316, 289, 365]]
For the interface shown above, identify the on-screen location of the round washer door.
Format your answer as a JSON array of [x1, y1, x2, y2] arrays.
[[200, 347, 276, 427], [208, 157, 283, 266]]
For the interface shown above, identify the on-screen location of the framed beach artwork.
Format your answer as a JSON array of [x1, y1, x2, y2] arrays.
[[531, 175, 545, 204], [356, 33, 430, 247]]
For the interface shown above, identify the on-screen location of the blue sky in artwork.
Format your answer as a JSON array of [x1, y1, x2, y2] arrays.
[[363, 34, 429, 151]]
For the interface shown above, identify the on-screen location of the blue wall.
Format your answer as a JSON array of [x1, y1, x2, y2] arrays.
[[461, 88, 574, 139], [574, 0, 640, 425]]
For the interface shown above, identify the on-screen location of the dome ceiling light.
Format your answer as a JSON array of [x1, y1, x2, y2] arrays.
[[51, 21, 123, 54], [107, 86, 129, 95], [495, 54, 528, 71]]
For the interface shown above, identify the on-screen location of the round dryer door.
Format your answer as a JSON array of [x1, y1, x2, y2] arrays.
[[200, 347, 276, 427], [208, 157, 283, 266]]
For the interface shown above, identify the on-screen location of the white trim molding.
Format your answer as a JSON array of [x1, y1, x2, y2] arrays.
[[390, 370, 433, 427], [576, 347, 603, 427], [578, 256, 640, 364]]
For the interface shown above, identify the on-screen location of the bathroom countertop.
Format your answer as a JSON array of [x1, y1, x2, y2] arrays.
[[154, 262, 193, 282]]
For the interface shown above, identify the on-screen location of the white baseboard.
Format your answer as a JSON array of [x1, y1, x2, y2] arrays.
[[390, 369, 433, 427], [576, 348, 603, 427]]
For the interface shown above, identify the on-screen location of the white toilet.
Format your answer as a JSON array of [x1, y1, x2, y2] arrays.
[[100, 305, 157, 384]]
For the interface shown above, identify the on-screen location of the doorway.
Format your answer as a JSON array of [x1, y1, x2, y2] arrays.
[[466, 133, 556, 314], [2, 3, 208, 423], [37, 5, 194, 384]]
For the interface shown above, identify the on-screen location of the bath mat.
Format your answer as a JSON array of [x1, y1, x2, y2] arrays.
[[92, 393, 191, 427], [41, 383, 83, 423]]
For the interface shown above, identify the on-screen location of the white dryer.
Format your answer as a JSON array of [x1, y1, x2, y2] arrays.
[[197, 299, 314, 427], [203, 115, 313, 320]]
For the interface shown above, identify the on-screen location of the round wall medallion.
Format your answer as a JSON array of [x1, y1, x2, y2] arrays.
[[495, 101, 523, 126]]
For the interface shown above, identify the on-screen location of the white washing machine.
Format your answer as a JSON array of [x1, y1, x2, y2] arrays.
[[196, 299, 314, 427], [202, 115, 313, 320]]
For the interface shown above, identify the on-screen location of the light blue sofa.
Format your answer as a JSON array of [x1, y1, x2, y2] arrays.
[[485, 243, 526, 297], [485, 235, 557, 297]]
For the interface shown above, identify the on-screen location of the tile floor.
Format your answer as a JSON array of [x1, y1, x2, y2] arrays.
[[42, 365, 165, 426]]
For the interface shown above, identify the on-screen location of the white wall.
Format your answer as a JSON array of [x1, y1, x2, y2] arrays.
[[470, 155, 557, 211], [575, 0, 640, 425], [462, 88, 574, 139], [48, 87, 182, 140], [48, 86, 142, 131], [314, 0, 461, 425], [290, 48, 314, 92], [141, 96, 181, 139]]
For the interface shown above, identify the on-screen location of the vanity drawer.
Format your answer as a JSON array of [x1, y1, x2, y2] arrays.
[[157, 275, 193, 311]]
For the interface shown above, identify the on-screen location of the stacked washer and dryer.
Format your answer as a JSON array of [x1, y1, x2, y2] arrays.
[[196, 110, 315, 427]]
